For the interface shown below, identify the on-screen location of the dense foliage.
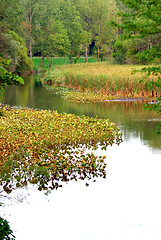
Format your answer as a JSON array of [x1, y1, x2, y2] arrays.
[[0, 104, 122, 193], [0, 0, 120, 66], [0, 216, 15, 240], [0, 57, 24, 93], [114, 0, 161, 65], [115, 0, 161, 132], [1, 0, 160, 66], [0, 22, 33, 74]]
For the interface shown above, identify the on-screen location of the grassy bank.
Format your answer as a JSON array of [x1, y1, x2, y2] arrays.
[[43, 62, 160, 102]]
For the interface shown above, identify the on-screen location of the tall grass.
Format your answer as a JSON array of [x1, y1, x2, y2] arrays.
[[43, 62, 160, 102]]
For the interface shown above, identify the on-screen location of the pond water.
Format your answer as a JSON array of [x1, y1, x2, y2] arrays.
[[1, 74, 161, 240]]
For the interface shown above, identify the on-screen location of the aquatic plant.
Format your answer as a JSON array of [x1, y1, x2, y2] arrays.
[[0, 104, 122, 193]]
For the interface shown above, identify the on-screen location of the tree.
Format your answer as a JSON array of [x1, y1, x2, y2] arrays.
[[116, 0, 161, 132], [0, 0, 23, 33], [79, 30, 92, 62], [113, 36, 126, 64], [56, 0, 83, 63], [93, 0, 118, 61], [0, 13, 33, 74], [74, 0, 119, 62], [116, 0, 161, 63], [0, 57, 24, 94], [72, 0, 93, 62], [20, 0, 47, 59], [113, 33, 149, 64], [34, 18, 70, 67], [48, 23, 70, 66]]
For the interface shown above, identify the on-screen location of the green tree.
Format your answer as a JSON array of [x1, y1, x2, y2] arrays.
[[79, 30, 92, 62], [0, 57, 24, 94], [0, 23, 33, 73], [93, 0, 119, 61], [34, 18, 70, 67], [72, 0, 93, 62], [20, 0, 48, 59], [74, 0, 119, 62], [116, 0, 161, 63], [48, 20, 70, 67], [57, 0, 83, 63], [0, 0, 23, 33], [113, 36, 126, 64], [116, 0, 161, 132], [113, 33, 149, 64]]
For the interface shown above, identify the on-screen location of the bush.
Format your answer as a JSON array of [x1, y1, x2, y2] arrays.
[[113, 41, 126, 64], [0, 23, 33, 74], [0, 217, 15, 240], [0, 57, 24, 93]]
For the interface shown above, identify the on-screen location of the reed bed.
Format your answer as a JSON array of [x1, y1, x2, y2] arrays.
[[43, 63, 160, 102]]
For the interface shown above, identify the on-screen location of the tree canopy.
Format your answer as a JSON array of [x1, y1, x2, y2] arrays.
[[0, 0, 160, 66], [114, 0, 161, 132], [0, 0, 121, 65], [113, 0, 161, 64]]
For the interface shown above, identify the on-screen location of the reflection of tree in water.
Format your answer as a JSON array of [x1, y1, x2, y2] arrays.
[[34, 80, 42, 87], [71, 101, 161, 150], [63, 100, 161, 150]]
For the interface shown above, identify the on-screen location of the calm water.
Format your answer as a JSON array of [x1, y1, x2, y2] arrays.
[[1, 74, 161, 240]]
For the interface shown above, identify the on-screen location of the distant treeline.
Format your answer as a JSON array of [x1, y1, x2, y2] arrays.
[[0, 0, 160, 72]]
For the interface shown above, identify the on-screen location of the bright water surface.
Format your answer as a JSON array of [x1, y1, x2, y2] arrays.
[[1, 74, 161, 240]]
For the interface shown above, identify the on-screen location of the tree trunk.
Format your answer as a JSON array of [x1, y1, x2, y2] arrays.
[[98, 47, 100, 62], [98, 23, 101, 62], [85, 46, 88, 63], [65, 56, 67, 65], [70, 56, 73, 64], [148, 36, 152, 50], [47, 58, 49, 67], [40, 56, 45, 68], [29, 18, 32, 59], [50, 58, 53, 68], [29, 42, 32, 59]]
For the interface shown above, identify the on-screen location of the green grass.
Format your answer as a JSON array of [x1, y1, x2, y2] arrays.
[[33, 56, 98, 70]]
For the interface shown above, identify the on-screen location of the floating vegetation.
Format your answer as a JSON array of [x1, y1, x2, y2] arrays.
[[42, 63, 160, 102], [0, 104, 122, 193]]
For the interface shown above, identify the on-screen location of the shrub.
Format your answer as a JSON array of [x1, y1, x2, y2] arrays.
[[0, 216, 15, 240]]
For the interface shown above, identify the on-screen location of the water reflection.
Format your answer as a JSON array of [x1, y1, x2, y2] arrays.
[[1, 74, 160, 151], [1, 74, 161, 240], [1, 138, 161, 240]]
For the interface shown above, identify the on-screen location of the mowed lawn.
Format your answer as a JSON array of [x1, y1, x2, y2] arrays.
[[33, 56, 98, 69]]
